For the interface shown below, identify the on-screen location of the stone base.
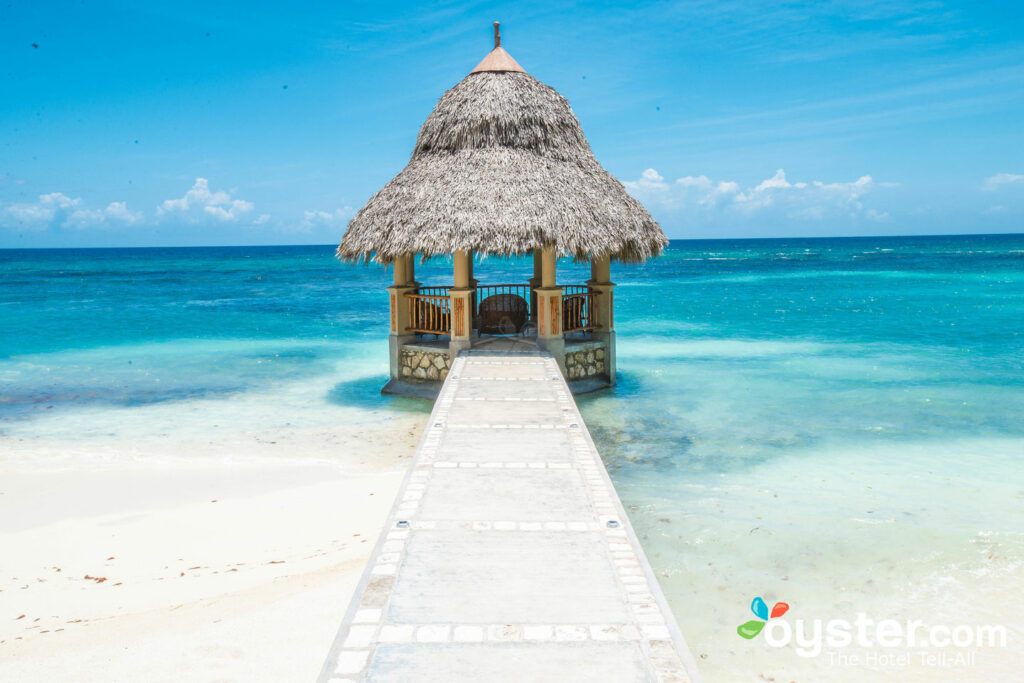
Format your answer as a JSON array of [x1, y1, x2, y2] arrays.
[[563, 339, 607, 381], [384, 337, 613, 398], [399, 345, 452, 382]]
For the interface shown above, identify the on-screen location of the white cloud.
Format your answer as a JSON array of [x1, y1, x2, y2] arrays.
[[627, 168, 668, 191], [810, 175, 873, 208], [624, 168, 888, 222], [678, 176, 740, 207], [4, 202, 57, 224], [4, 191, 79, 224], [740, 168, 808, 199], [622, 170, 741, 210], [293, 207, 356, 233], [982, 173, 1024, 191], [39, 192, 81, 209], [157, 178, 254, 222], [65, 201, 143, 229], [1, 192, 140, 230]]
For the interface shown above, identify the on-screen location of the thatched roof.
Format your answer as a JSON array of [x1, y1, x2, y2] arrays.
[[337, 29, 667, 264]]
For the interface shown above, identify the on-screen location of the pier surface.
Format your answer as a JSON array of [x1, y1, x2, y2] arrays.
[[319, 350, 699, 682]]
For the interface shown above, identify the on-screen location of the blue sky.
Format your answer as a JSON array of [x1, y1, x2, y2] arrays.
[[1, 0, 1022, 247]]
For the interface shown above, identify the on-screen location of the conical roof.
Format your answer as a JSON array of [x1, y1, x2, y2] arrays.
[[337, 25, 667, 264]]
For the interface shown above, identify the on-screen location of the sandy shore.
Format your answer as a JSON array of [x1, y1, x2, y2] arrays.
[[0, 420, 422, 681]]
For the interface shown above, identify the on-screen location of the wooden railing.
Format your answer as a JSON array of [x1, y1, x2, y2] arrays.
[[475, 284, 532, 334], [403, 282, 599, 335], [476, 283, 532, 316], [416, 285, 451, 297], [475, 283, 531, 303], [405, 292, 451, 335], [560, 284, 592, 297], [562, 288, 599, 333]]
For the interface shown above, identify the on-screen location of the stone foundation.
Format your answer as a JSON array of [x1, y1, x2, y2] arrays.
[[400, 347, 452, 382], [564, 343, 606, 380], [395, 339, 608, 391]]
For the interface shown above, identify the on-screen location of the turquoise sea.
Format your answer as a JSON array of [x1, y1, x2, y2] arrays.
[[2, 234, 1023, 680]]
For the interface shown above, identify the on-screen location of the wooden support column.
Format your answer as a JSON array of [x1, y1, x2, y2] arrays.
[[387, 254, 417, 381], [541, 246, 556, 288], [402, 254, 416, 287], [590, 255, 610, 284], [449, 250, 475, 357], [528, 249, 543, 322], [453, 249, 470, 288], [467, 250, 478, 333], [586, 253, 616, 384], [533, 246, 565, 369], [393, 255, 408, 286], [389, 255, 415, 335]]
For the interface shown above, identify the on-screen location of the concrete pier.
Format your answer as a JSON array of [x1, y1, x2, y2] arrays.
[[319, 350, 700, 682]]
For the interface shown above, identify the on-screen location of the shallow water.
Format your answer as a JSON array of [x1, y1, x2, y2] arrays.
[[2, 235, 1023, 679], [578, 234, 1024, 680]]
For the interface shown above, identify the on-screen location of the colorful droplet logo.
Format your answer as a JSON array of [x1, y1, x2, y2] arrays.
[[737, 596, 789, 639]]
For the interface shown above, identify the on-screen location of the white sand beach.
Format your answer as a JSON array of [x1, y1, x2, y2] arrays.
[[0, 417, 423, 682]]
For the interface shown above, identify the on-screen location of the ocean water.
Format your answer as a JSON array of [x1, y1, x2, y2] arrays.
[[2, 235, 1023, 679]]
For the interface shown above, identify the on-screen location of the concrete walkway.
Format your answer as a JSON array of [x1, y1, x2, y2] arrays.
[[319, 350, 700, 682]]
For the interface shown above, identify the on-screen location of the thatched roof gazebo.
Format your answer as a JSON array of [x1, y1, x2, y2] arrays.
[[339, 23, 667, 397]]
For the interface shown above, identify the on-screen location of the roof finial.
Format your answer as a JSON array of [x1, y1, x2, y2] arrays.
[[470, 22, 525, 73]]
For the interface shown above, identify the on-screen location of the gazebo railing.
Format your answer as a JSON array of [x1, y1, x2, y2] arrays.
[[475, 283, 533, 333], [562, 288, 599, 333], [412, 283, 534, 320], [475, 283, 531, 304], [476, 283, 533, 317], [405, 292, 451, 335], [416, 285, 451, 297], [404, 283, 598, 335]]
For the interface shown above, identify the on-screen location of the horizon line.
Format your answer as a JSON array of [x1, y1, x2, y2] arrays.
[[1, 231, 1022, 252]]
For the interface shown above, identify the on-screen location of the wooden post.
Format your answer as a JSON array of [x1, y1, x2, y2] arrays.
[[541, 246, 556, 288], [449, 250, 474, 357], [587, 253, 616, 384], [454, 249, 470, 289], [538, 248, 560, 339], [467, 250, 477, 333], [590, 254, 610, 284], [387, 253, 417, 381], [406, 254, 416, 285], [534, 245, 565, 368], [393, 255, 408, 287], [528, 249, 543, 322]]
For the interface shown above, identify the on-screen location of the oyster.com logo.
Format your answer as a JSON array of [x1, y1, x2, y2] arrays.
[[737, 596, 789, 639], [734, 594, 1007, 663]]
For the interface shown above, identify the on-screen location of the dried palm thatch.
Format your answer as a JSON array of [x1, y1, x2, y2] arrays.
[[337, 41, 667, 265]]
